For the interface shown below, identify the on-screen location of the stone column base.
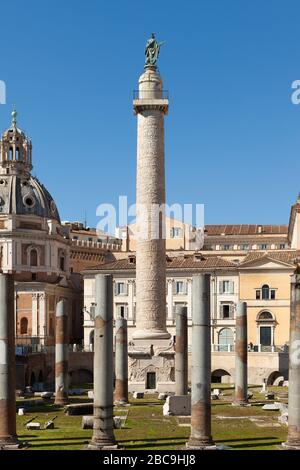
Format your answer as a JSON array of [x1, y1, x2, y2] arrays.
[[186, 439, 217, 450], [0, 438, 24, 450], [86, 440, 119, 451], [54, 401, 69, 407], [114, 400, 129, 406], [231, 400, 249, 407], [281, 441, 300, 450]]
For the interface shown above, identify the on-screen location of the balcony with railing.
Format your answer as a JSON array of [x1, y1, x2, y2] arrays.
[[133, 90, 169, 100]]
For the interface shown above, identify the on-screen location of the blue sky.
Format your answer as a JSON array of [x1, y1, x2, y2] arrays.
[[1, 0, 300, 230]]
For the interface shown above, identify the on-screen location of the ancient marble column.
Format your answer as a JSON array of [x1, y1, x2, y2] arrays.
[[88, 274, 117, 449], [54, 299, 69, 406], [187, 274, 215, 449], [133, 64, 169, 340], [282, 268, 300, 450], [175, 305, 188, 396], [115, 316, 128, 404], [234, 302, 248, 405], [0, 273, 21, 449]]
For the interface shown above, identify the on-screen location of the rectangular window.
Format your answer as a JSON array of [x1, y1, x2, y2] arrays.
[[176, 281, 185, 294], [220, 304, 233, 319], [270, 289, 276, 300], [241, 244, 249, 250], [261, 244, 268, 250], [224, 245, 230, 251], [170, 227, 182, 238], [279, 244, 285, 249], [116, 282, 127, 295], [118, 305, 127, 318], [256, 290, 261, 300], [220, 280, 234, 294]]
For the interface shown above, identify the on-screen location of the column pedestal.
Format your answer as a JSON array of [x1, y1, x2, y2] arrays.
[[129, 338, 175, 393]]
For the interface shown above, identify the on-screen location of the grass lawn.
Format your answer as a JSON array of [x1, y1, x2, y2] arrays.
[[15, 386, 288, 450]]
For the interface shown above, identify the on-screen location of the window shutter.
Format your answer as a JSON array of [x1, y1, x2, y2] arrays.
[[230, 304, 234, 318], [184, 282, 188, 294], [114, 283, 118, 295], [229, 281, 234, 294], [173, 282, 176, 295], [219, 281, 223, 294], [125, 283, 128, 295], [220, 304, 223, 318]]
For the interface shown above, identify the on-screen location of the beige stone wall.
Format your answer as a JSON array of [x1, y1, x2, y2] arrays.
[[240, 271, 291, 299], [120, 217, 199, 252], [239, 269, 292, 346], [246, 305, 290, 346]]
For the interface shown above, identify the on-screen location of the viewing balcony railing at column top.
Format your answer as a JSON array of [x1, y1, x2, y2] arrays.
[[133, 90, 169, 100]]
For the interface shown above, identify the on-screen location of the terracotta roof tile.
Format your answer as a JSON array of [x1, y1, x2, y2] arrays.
[[204, 224, 288, 236], [240, 250, 300, 265], [85, 255, 237, 273]]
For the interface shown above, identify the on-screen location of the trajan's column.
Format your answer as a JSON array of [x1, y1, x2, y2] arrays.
[[129, 34, 175, 392]]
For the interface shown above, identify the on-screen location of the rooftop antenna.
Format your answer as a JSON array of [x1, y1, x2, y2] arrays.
[[84, 210, 87, 229]]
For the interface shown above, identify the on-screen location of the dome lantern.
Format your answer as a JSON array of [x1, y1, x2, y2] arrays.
[[0, 109, 33, 176], [0, 112, 60, 222]]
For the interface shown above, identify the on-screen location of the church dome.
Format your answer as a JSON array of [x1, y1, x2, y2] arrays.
[[0, 110, 60, 222], [0, 174, 60, 221]]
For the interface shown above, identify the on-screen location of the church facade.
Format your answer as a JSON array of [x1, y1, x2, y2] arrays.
[[0, 111, 83, 357]]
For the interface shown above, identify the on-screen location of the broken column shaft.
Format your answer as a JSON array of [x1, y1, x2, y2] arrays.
[[0, 273, 21, 449], [234, 302, 248, 405], [187, 274, 215, 449], [282, 269, 300, 450], [54, 299, 69, 406], [88, 274, 117, 449], [175, 305, 188, 396], [115, 316, 128, 404]]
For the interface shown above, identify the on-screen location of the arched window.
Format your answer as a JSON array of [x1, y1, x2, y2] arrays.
[[30, 248, 38, 267], [60, 255, 65, 271], [262, 284, 270, 300], [20, 317, 28, 334], [218, 328, 234, 351], [258, 311, 273, 320], [16, 147, 20, 160], [9, 147, 13, 160]]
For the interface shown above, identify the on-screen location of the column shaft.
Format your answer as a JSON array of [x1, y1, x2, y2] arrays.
[[234, 302, 248, 405], [54, 299, 69, 405], [187, 274, 215, 449], [133, 67, 169, 340], [175, 306, 188, 396], [0, 274, 21, 448], [88, 274, 117, 449], [283, 271, 300, 449], [115, 317, 128, 404]]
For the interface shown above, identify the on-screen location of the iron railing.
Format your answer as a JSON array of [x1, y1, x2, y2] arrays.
[[133, 90, 169, 100]]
